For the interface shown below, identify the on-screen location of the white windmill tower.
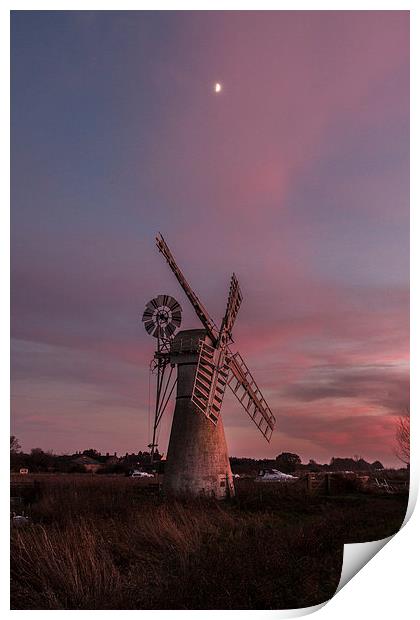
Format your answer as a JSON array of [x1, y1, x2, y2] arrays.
[[142, 234, 276, 499]]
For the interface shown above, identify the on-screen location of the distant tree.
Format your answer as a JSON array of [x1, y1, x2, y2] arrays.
[[53, 454, 75, 473], [395, 412, 410, 466], [10, 436, 21, 454], [329, 456, 377, 472], [10, 436, 23, 471], [82, 449, 101, 460], [355, 458, 371, 471], [31, 448, 44, 456], [229, 457, 264, 475], [308, 459, 321, 472], [371, 460, 384, 470], [275, 452, 301, 473], [122, 452, 142, 466], [28, 448, 55, 471]]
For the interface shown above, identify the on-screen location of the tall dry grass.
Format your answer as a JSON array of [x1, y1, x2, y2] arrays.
[[11, 475, 408, 609]]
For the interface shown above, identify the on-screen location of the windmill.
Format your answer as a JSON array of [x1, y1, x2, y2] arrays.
[[142, 234, 276, 498]]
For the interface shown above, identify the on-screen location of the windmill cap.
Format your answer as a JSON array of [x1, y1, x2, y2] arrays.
[[171, 329, 208, 355]]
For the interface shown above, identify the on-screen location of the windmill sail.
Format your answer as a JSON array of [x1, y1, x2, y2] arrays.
[[156, 233, 276, 442], [228, 351, 276, 442], [220, 273, 243, 340], [156, 234, 219, 344], [192, 341, 231, 424]]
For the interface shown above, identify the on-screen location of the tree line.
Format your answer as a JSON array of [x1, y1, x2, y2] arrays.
[[10, 438, 163, 474], [11, 437, 389, 475], [231, 452, 386, 474]]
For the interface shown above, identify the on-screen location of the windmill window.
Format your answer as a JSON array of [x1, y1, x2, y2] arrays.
[[220, 481, 226, 487]]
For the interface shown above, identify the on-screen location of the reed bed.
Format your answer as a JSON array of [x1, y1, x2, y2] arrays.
[[11, 475, 408, 609]]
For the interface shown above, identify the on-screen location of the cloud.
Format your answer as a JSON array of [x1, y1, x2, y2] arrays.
[[283, 364, 408, 410], [11, 11, 409, 464]]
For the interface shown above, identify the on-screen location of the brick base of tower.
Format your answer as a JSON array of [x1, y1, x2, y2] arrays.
[[163, 329, 235, 499]]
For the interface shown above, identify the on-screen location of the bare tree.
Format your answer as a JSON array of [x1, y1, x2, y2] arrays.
[[10, 435, 21, 454], [395, 411, 410, 466]]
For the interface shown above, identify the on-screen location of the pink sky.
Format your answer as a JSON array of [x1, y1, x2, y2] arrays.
[[11, 11, 409, 465]]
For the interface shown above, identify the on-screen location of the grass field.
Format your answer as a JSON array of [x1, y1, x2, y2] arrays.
[[10, 474, 408, 610]]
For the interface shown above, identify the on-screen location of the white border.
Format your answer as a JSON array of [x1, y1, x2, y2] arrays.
[[3, 2, 417, 618]]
